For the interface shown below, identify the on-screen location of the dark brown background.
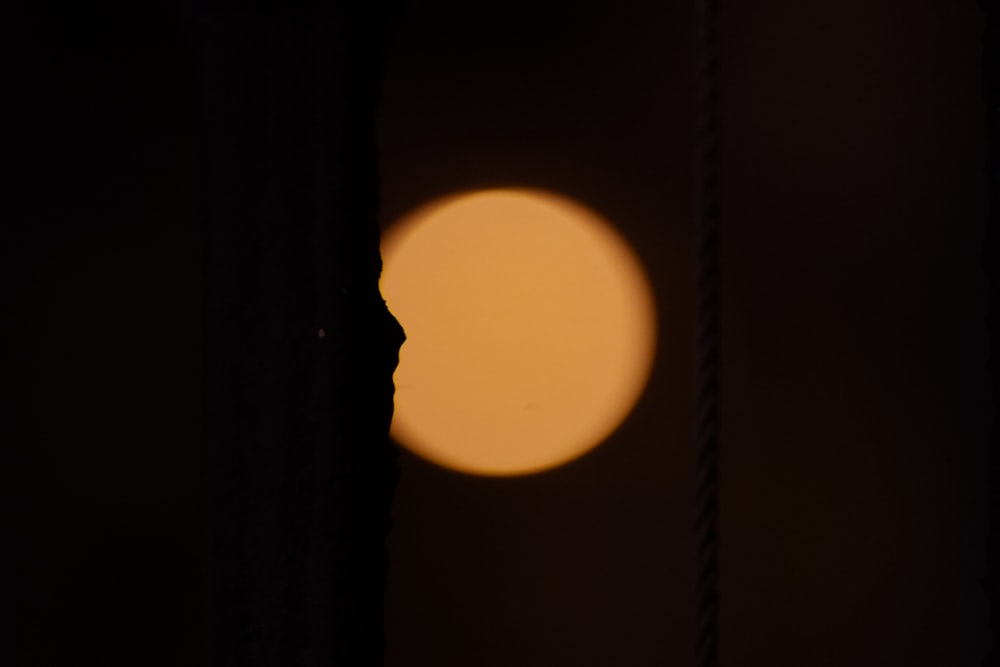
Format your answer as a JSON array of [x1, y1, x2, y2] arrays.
[[3, 1, 991, 665]]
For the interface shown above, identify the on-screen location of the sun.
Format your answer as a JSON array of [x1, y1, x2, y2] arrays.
[[380, 188, 657, 476]]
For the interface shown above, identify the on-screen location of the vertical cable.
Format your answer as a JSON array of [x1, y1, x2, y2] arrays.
[[694, 0, 722, 666]]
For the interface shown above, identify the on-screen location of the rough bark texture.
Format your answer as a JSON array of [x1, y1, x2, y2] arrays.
[[198, 2, 404, 665]]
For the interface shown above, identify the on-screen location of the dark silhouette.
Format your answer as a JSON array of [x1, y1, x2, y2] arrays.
[[3, 1, 992, 665], [981, 1, 1000, 664], [197, 2, 404, 665]]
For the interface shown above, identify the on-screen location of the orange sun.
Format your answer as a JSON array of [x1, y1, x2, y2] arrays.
[[380, 188, 657, 476]]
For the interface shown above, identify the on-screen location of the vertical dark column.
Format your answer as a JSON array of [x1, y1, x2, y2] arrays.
[[694, 0, 721, 666], [983, 1, 1000, 664], [198, 2, 404, 665]]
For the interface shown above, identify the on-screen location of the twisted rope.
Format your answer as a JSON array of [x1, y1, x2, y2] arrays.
[[694, 0, 722, 666]]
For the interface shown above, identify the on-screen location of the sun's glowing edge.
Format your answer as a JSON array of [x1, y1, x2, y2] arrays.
[[380, 187, 658, 476]]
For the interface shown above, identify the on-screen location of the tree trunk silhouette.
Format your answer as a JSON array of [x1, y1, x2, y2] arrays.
[[198, 2, 404, 665]]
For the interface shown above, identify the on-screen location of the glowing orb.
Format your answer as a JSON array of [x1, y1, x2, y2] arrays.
[[380, 188, 657, 476]]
